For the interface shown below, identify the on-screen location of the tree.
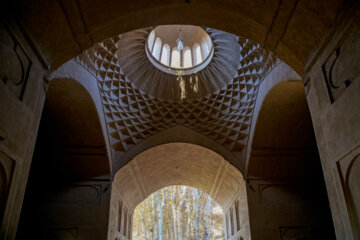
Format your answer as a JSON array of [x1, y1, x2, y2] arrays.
[[132, 185, 224, 240]]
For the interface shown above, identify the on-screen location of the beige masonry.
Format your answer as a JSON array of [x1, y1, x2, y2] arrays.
[[0, 1, 359, 239]]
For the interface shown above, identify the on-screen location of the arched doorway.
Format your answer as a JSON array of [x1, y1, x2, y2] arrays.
[[110, 143, 249, 240], [132, 185, 224, 240]]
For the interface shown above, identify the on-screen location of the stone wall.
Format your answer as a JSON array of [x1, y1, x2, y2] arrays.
[[17, 179, 111, 240], [0, 15, 48, 239], [0, 2, 359, 239], [224, 180, 250, 240], [303, 9, 360, 239], [108, 183, 132, 240], [246, 179, 335, 240]]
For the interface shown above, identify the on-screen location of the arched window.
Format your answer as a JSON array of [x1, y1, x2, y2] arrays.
[[195, 44, 203, 65], [152, 37, 162, 61], [123, 210, 127, 236], [171, 48, 181, 68], [201, 37, 209, 61], [148, 31, 156, 52], [206, 35, 212, 51], [235, 200, 240, 231], [160, 44, 170, 66], [183, 47, 192, 68], [118, 201, 122, 232]]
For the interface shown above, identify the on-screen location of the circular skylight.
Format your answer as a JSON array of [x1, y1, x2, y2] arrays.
[[146, 25, 214, 75]]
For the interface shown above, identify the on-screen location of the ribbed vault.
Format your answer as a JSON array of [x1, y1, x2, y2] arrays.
[[75, 26, 278, 153], [113, 143, 244, 210]]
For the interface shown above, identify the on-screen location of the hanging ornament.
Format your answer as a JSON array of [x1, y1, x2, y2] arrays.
[[176, 28, 184, 51]]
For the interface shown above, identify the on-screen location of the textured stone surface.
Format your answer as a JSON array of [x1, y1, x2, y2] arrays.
[[115, 27, 241, 101], [0, 1, 359, 240], [76, 30, 277, 153], [113, 143, 245, 210]]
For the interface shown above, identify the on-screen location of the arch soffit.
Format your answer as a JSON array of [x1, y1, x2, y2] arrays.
[[112, 125, 244, 177], [247, 80, 316, 179], [45, 78, 105, 145], [48, 62, 246, 177], [244, 62, 302, 176], [46, 67, 112, 174], [113, 142, 244, 211], [49, 60, 113, 166], [13, 0, 344, 73]]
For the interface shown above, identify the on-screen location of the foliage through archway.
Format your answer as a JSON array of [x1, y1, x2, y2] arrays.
[[132, 185, 224, 240]]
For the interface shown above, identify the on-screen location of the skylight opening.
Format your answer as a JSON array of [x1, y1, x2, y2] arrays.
[[146, 25, 214, 75]]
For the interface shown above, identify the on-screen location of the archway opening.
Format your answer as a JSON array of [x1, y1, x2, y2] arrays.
[[132, 185, 224, 240], [109, 143, 250, 240]]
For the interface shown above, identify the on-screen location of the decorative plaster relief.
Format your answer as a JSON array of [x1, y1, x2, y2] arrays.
[[279, 226, 311, 240], [49, 184, 102, 205], [337, 146, 360, 236], [259, 184, 313, 205], [0, 152, 14, 226], [321, 19, 360, 103], [76, 28, 277, 152], [0, 23, 32, 101], [0, 126, 6, 143], [46, 228, 78, 240], [347, 155, 360, 235]]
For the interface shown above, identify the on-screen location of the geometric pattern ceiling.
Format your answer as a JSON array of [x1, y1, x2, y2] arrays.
[[75, 28, 278, 152]]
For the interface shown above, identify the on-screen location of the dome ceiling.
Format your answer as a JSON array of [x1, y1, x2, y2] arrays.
[[116, 27, 240, 101], [75, 26, 277, 153]]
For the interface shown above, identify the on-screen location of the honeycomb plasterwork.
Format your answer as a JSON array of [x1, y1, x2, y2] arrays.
[[75, 28, 278, 152]]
